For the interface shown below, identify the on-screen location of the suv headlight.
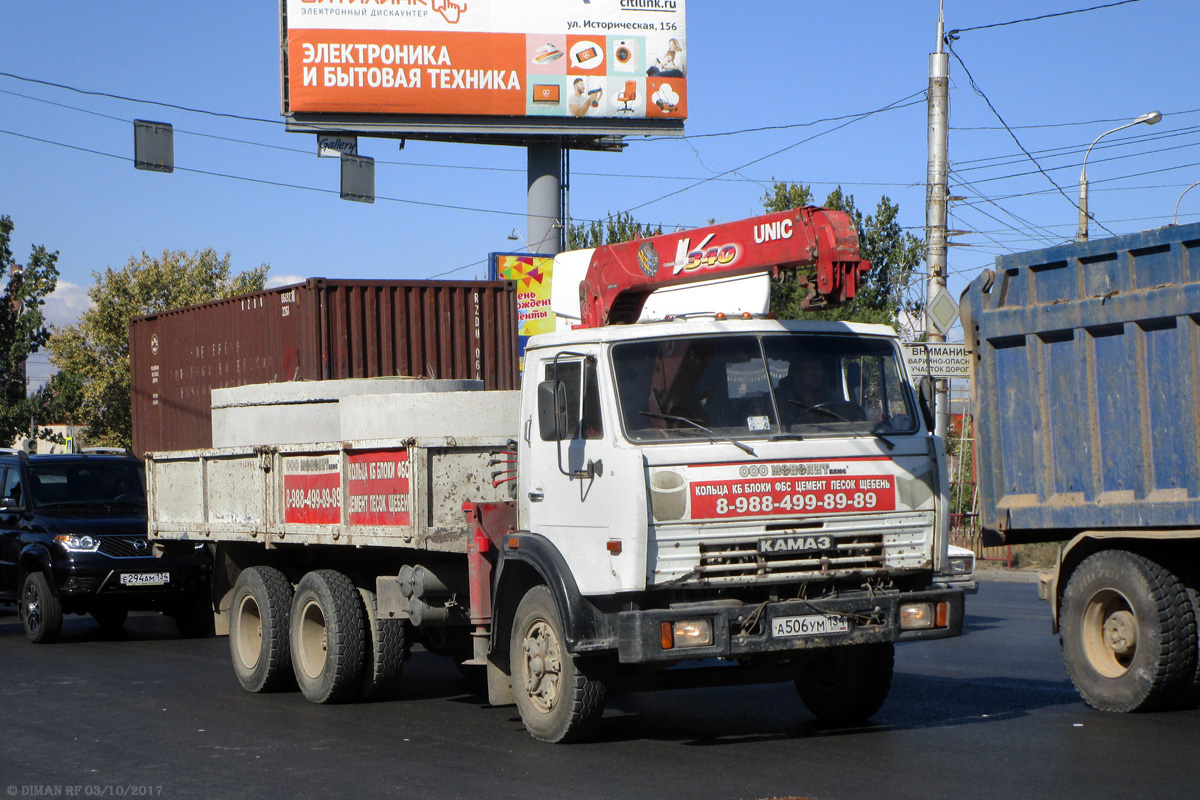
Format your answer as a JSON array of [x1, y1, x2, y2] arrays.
[[55, 534, 101, 553]]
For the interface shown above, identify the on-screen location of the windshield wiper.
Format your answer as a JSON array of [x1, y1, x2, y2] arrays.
[[640, 411, 757, 457], [786, 400, 895, 450]]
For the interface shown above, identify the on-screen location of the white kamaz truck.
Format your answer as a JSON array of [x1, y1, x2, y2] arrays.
[[147, 207, 964, 742]]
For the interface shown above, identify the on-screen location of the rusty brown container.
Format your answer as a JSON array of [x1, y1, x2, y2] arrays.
[[129, 278, 519, 457]]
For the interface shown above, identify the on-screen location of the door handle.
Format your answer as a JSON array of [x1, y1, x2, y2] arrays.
[[528, 490, 544, 502]]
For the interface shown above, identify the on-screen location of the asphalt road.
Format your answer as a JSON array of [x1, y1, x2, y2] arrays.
[[2, 580, 1197, 800]]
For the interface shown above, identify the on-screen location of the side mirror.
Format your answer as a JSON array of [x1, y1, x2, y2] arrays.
[[0, 496, 20, 511], [537, 380, 570, 441], [918, 376, 936, 432]]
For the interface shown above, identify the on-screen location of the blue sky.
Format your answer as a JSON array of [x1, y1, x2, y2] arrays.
[[2, 0, 1197, 388]]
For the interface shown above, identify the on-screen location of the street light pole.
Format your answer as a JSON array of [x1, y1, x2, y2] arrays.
[[1078, 111, 1162, 242], [926, 2, 950, 439]]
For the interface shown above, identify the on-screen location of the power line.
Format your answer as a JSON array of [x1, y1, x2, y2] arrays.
[[953, 125, 1200, 174], [953, 107, 1200, 133], [0, 83, 925, 190], [945, 41, 1096, 230], [947, 0, 1145, 36], [620, 91, 926, 215], [0, 70, 279, 125]]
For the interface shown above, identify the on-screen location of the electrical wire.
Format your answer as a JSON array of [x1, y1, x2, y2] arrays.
[[619, 91, 926, 215], [953, 107, 1200, 133], [0, 84, 923, 190], [947, 0, 1144, 36], [945, 41, 1088, 228]]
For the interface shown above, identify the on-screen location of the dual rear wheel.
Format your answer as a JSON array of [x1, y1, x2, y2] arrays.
[[228, 567, 407, 702]]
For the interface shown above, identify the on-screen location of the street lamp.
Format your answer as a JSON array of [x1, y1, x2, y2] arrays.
[[1078, 111, 1162, 242]]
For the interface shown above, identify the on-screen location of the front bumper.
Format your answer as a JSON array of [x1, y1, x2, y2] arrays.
[[51, 552, 210, 610], [614, 586, 964, 664]]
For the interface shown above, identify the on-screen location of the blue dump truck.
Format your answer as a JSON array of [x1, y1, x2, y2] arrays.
[[962, 221, 1200, 713]]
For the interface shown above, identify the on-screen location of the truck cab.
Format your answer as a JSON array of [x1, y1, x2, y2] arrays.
[[499, 316, 962, 739]]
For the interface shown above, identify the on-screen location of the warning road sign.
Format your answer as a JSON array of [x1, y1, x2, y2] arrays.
[[902, 342, 971, 380]]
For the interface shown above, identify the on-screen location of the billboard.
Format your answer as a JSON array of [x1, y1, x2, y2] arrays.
[[281, 0, 687, 140], [491, 252, 556, 357]]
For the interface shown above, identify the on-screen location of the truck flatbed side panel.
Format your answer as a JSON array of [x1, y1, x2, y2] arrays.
[[147, 437, 515, 553], [963, 223, 1200, 539]]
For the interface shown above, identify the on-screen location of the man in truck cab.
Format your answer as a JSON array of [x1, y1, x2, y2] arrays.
[[777, 352, 845, 426]]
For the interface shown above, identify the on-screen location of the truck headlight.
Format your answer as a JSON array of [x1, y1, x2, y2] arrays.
[[900, 601, 950, 630], [660, 619, 714, 650], [946, 554, 973, 576], [55, 534, 100, 553]]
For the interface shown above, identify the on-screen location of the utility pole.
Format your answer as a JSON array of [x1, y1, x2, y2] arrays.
[[925, 1, 951, 439]]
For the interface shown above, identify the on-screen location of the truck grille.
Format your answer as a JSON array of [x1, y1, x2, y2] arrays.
[[652, 513, 932, 587], [98, 538, 151, 559]]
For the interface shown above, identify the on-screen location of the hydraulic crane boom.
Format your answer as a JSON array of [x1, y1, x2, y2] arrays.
[[578, 206, 870, 328]]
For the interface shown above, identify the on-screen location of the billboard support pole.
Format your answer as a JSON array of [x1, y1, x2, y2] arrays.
[[528, 140, 564, 255]]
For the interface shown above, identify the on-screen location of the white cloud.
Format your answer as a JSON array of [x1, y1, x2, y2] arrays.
[[267, 274, 306, 289], [43, 281, 93, 329]]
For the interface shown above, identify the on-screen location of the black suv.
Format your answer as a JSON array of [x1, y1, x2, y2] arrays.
[[0, 449, 212, 643]]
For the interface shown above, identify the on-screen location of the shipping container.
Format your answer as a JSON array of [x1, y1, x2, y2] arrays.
[[129, 278, 519, 457], [961, 222, 1200, 544]]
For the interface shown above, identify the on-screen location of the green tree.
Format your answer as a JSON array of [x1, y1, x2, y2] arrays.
[[763, 182, 924, 331], [48, 248, 268, 448], [566, 211, 663, 249], [0, 215, 59, 445]]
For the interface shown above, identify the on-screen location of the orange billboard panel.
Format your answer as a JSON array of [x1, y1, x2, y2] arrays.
[[282, 0, 688, 123]]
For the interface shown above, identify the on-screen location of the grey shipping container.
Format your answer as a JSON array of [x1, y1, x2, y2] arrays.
[[129, 278, 519, 457], [961, 221, 1200, 544]]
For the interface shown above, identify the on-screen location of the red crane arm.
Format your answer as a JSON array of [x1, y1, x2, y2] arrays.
[[578, 206, 870, 328]]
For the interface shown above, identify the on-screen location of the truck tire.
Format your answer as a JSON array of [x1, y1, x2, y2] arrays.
[[229, 566, 295, 693], [91, 607, 129, 633], [795, 643, 894, 724], [358, 588, 409, 702], [291, 570, 367, 704], [1059, 550, 1196, 712], [20, 571, 63, 644], [1172, 583, 1200, 709], [509, 585, 607, 743], [173, 596, 215, 639]]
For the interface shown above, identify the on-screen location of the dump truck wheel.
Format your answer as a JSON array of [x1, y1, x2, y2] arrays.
[[20, 572, 63, 644], [510, 585, 607, 743], [229, 566, 295, 693], [795, 643, 894, 724], [291, 570, 366, 704], [357, 587, 409, 701], [1060, 550, 1196, 712]]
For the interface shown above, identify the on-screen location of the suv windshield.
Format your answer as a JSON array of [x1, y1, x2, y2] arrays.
[[612, 333, 917, 442], [27, 462, 147, 510]]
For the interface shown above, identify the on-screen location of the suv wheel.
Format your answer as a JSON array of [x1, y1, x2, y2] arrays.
[[20, 572, 64, 644]]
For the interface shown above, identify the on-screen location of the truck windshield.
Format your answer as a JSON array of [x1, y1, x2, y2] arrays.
[[612, 333, 918, 442], [27, 462, 147, 510]]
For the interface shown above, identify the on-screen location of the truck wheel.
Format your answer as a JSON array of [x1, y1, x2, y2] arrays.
[[1179, 584, 1200, 709], [1059, 550, 1196, 712], [358, 588, 409, 701], [509, 585, 607, 743], [795, 643, 894, 724], [291, 570, 366, 704], [91, 607, 129, 633], [173, 596, 215, 639], [20, 572, 63, 644], [229, 566, 295, 693]]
